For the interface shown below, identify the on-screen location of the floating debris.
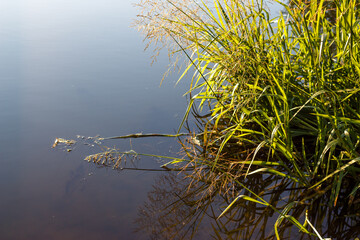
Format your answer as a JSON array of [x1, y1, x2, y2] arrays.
[[189, 136, 201, 146], [52, 138, 76, 148]]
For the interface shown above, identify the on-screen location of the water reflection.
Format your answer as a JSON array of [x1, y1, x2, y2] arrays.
[[135, 171, 360, 240], [131, 113, 360, 240]]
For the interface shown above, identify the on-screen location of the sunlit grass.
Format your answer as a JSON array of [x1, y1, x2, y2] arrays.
[[134, 0, 360, 238]]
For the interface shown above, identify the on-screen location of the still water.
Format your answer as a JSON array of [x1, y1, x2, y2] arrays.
[[0, 0, 189, 239]]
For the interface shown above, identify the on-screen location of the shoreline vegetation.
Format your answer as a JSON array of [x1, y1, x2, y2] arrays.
[[54, 0, 360, 238], [132, 0, 360, 238]]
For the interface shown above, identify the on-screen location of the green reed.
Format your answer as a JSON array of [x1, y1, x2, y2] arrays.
[[135, 0, 360, 237]]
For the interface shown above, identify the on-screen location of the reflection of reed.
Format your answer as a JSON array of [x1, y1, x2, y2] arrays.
[[135, 171, 360, 240], [135, 173, 209, 240]]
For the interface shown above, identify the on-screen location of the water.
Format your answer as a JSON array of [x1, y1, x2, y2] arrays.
[[4, 1, 354, 239], [0, 1, 188, 239]]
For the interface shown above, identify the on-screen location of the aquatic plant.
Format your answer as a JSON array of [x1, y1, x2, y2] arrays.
[[133, 0, 360, 238]]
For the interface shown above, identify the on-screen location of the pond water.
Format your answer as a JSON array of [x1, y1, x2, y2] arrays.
[[1, 1, 336, 239], [0, 0, 189, 239]]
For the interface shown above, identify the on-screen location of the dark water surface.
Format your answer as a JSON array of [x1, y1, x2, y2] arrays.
[[0, 1, 188, 239]]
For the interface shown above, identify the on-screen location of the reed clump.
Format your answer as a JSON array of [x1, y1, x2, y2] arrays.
[[135, 0, 360, 237]]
